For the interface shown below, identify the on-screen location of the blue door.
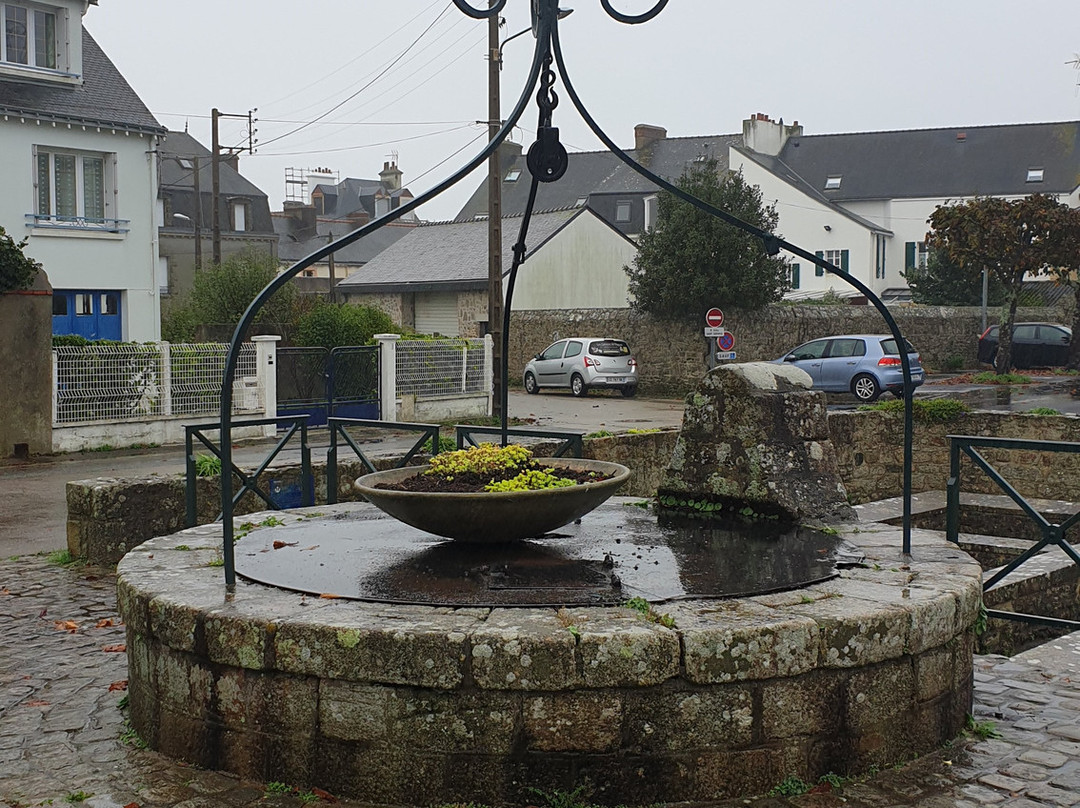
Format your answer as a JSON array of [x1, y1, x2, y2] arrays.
[[52, 291, 122, 341]]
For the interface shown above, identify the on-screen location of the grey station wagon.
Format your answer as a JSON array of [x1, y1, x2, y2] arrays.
[[523, 338, 638, 397]]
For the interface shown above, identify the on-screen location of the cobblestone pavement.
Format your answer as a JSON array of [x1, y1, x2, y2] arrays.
[[2, 555, 1079, 808]]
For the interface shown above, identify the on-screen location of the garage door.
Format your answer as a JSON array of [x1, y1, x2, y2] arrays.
[[415, 292, 459, 337]]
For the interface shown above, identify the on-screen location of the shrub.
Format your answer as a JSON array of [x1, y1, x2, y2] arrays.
[[858, 397, 970, 423], [293, 299, 399, 349], [0, 225, 41, 293]]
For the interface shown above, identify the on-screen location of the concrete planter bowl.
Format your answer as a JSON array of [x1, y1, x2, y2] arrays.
[[354, 457, 631, 542]]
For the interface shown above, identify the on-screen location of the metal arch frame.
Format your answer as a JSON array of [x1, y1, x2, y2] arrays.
[[217, 0, 915, 587]]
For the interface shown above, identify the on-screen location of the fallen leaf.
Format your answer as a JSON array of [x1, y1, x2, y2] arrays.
[[319, 593, 342, 599], [38, 608, 47, 618], [123, 803, 141, 808], [1, 587, 10, 595], [25, 700, 49, 707], [102, 644, 126, 653], [311, 787, 338, 802], [301, 545, 320, 551], [54, 620, 79, 633], [109, 680, 128, 691], [272, 540, 298, 549], [95, 618, 115, 628]]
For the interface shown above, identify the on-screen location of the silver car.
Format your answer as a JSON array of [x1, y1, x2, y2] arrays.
[[775, 334, 924, 402], [523, 337, 638, 397]]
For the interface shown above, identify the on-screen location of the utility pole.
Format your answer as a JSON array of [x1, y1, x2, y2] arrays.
[[487, 3, 504, 419], [211, 107, 258, 266], [328, 230, 337, 303], [192, 154, 202, 270]]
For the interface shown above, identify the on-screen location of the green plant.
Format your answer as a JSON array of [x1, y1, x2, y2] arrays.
[[972, 370, 1031, 385], [117, 694, 129, 710], [63, 792, 92, 803], [525, 786, 592, 808], [265, 781, 293, 795], [942, 355, 966, 372], [194, 453, 221, 477], [585, 430, 615, 438], [46, 550, 82, 567], [966, 714, 1002, 739], [0, 224, 42, 292], [974, 601, 988, 636], [768, 776, 810, 797], [293, 298, 399, 350], [120, 722, 147, 749], [858, 397, 971, 423], [623, 597, 675, 628], [422, 434, 457, 454], [173, 545, 192, 551], [1027, 407, 1061, 415], [818, 772, 847, 789], [625, 427, 660, 434], [207, 555, 225, 567]]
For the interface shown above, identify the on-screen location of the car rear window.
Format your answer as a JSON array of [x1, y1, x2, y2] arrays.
[[880, 339, 917, 355], [589, 340, 630, 357]]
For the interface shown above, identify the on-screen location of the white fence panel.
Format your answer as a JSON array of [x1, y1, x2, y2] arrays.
[[396, 339, 489, 400]]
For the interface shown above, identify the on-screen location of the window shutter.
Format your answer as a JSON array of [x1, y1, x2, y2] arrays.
[[841, 250, 849, 273], [791, 264, 800, 289], [905, 242, 916, 270], [815, 251, 824, 277]]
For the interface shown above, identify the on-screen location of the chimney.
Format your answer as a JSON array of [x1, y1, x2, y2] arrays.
[[282, 200, 316, 238], [742, 113, 803, 156], [379, 160, 403, 191], [634, 123, 667, 151], [305, 168, 337, 201]]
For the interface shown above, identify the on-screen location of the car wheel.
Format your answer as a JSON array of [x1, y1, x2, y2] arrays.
[[620, 385, 637, 398], [524, 372, 539, 395], [571, 373, 588, 397], [852, 374, 881, 402]]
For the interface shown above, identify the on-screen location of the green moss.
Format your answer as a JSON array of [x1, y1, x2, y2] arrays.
[[336, 628, 361, 649]]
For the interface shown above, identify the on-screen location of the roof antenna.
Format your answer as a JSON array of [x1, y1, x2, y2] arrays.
[[184, 119, 189, 133], [1069, 53, 1080, 95]]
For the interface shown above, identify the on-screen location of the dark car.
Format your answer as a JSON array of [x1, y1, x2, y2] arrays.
[[774, 334, 924, 402], [977, 322, 1072, 368]]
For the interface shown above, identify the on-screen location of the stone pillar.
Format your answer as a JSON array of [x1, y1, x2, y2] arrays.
[[0, 270, 53, 457], [660, 362, 852, 523], [252, 335, 280, 437], [375, 333, 400, 422]]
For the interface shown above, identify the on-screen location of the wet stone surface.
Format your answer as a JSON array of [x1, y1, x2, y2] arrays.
[[3, 554, 1080, 807]]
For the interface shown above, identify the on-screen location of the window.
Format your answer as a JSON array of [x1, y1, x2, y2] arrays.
[[564, 340, 583, 358], [1026, 168, 1044, 183], [875, 235, 886, 279], [2, 4, 57, 69], [828, 338, 866, 358], [615, 200, 631, 223], [823, 249, 848, 273], [789, 340, 828, 361], [51, 294, 66, 316], [231, 200, 249, 231], [35, 147, 112, 227], [75, 293, 92, 315], [540, 341, 566, 361], [504, 169, 521, 182], [904, 241, 929, 271], [824, 176, 842, 190], [644, 195, 658, 231], [789, 263, 800, 289]]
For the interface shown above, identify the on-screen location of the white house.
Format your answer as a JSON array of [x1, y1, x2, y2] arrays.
[[0, 0, 166, 340]]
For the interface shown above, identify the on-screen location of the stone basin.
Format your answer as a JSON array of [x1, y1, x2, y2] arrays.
[[354, 457, 631, 542]]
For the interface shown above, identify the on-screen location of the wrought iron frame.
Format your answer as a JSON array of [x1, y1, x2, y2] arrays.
[[325, 418, 442, 504], [214, 0, 916, 586], [946, 434, 1080, 630]]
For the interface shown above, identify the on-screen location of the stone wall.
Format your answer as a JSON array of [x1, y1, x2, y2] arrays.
[[830, 411, 1080, 504], [0, 270, 53, 458], [509, 305, 1062, 397]]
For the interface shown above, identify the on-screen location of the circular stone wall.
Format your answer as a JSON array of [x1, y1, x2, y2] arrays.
[[116, 500, 982, 805]]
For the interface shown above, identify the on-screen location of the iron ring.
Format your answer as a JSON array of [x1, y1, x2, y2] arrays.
[[452, 0, 506, 19], [599, 0, 668, 24]]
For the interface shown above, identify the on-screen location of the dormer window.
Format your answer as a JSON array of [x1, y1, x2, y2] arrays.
[[824, 176, 842, 190], [504, 169, 521, 182], [1026, 168, 1044, 183], [2, 4, 57, 69]]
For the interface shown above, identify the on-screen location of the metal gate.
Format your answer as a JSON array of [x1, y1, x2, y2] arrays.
[[277, 346, 379, 426]]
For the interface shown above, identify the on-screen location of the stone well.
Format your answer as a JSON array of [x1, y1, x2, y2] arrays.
[[117, 501, 980, 805]]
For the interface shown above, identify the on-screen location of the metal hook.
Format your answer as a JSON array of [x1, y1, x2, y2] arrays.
[[599, 0, 668, 24], [452, 0, 506, 19]]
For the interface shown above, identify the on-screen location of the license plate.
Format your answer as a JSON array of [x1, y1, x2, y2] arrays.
[[606, 377, 625, 384]]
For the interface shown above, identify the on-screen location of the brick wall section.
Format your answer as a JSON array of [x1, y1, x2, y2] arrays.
[[509, 305, 1062, 396], [831, 411, 1080, 504]]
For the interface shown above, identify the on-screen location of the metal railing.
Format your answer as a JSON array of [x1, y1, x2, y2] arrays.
[[184, 415, 313, 528], [456, 425, 584, 458], [326, 418, 441, 504], [397, 338, 488, 399], [947, 434, 1080, 630], [55, 342, 258, 425]]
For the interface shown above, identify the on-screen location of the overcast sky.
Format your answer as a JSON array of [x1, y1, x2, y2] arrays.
[[86, 1, 1080, 223]]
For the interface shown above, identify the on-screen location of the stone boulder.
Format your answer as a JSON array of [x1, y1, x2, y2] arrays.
[[660, 362, 852, 523]]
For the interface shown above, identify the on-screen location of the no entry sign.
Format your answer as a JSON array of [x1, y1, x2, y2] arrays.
[[705, 308, 724, 328]]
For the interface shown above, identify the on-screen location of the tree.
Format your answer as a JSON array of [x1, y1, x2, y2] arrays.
[[903, 248, 1007, 306], [626, 161, 789, 320], [293, 299, 398, 349], [927, 195, 1075, 373], [1048, 205, 1080, 368], [0, 225, 42, 293], [162, 248, 301, 341]]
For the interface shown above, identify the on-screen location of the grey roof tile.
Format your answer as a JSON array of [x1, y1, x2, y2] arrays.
[[338, 209, 580, 292], [0, 29, 163, 134], [158, 131, 267, 198], [274, 217, 414, 266]]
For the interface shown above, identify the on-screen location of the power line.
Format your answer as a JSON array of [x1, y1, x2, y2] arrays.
[[255, 123, 477, 157], [256, 4, 455, 150]]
